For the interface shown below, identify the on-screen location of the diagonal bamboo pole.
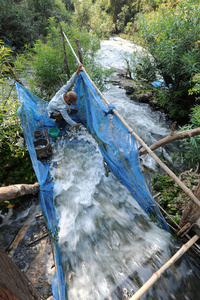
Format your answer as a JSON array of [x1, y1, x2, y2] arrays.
[[139, 127, 200, 155], [129, 234, 199, 300], [62, 30, 200, 209]]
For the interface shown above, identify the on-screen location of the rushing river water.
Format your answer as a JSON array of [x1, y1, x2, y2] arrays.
[[49, 37, 200, 299], [0, 37, 200, 300]]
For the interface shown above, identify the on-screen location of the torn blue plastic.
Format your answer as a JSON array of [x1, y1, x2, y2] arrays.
[[152, 80, 172, 88]]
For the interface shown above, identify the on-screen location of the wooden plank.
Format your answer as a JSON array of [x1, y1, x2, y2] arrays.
[[0, 248, 43, 300]]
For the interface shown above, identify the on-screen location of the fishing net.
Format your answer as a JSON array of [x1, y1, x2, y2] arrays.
[[16, 72, 168, 299], [74, 74, 168, 230]]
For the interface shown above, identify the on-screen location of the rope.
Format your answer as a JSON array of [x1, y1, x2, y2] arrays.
[[13, 185, 21, 197], [62, 30, 200, 210], [105, 104, 116, 115]]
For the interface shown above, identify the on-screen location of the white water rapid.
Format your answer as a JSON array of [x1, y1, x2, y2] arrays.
[[49, 37, 200, 300]]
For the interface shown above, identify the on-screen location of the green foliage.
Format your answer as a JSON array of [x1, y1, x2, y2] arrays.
[[17, 18, 112, 97], [169, 103, 200, 168], [0, 41, 13, 84], [0, 43, 36, 190], [72, 0, 114, 37], [135, 0, 200, 120], [0, 145, 37, 187], [0, 0, 69, 52], [0, 84, 36, 189], [0, 84, 22, 150], [129, 50, 156, 81], [190, 105, 200, 127], [152, 173, 182, 222], [178, 105, 200, 168], [0, 1, 38, 51], [71, 0, 160, 37], [90, 1, 114, 38], [124, 22, 134, 36], [189, 73, 200, 101], [116, 5, 131, 32], [152, 174, 180, 207]]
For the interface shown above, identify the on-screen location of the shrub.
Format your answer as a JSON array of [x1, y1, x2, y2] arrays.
[[16, 18, 112, 97], [135, 0, 200, 120]]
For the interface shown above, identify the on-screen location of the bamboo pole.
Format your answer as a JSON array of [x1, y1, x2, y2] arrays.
[[129, 234, 199, 300], [62, 31, 200, 209]]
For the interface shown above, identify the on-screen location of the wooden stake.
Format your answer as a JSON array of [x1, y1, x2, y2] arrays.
[[62, 31, 200, 210], [75, 39, 83, 63], [129, 234, 199, 300], [180, 179, 200, 229], [177, 222, 191, 236], [60, 25, 70, 79], [23, 233, 48, 248], [170, 121, 177, 136]]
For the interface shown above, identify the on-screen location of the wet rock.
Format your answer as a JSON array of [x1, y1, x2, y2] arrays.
[[130, 92, 152, 103], [118, 77, 137, 94], [151, 99, 159, 108]]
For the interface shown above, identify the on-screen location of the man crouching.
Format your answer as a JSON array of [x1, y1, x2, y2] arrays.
[[48, 63, 83, 129]]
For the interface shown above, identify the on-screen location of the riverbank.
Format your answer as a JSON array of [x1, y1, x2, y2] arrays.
[[111, 68, 200, 233], [112, 69, 171, 116]]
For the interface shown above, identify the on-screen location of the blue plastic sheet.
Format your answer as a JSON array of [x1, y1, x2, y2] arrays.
[[16, 73, 169, 299], [152, 80, 172, 88], [16, 82, 66, 300], [75, 74, 169, 231]]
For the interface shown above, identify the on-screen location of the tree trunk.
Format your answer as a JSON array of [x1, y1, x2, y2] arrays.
[[139, 126, 200, 156], [0, 183, 40, 203], [75, 39, 83, 64], [0, 248, 43, 300]]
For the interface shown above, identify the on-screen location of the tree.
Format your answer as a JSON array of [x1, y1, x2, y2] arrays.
[[72, 0, 93, 29], [0, 0, 69, 52], [135, 0, 200, 120], [16, 18, 111, 97], [0, 1, 37, 51]]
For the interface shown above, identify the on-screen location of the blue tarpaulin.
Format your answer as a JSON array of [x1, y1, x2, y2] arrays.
[[16, 72, 169, 299]]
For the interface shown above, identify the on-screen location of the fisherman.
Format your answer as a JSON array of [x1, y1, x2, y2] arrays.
[[47, 63, 83, 129]]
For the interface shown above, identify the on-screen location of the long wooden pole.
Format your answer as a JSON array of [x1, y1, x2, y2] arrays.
[[60, 25, 70, 79], [62, 31, 200, 209], [129, 234, 199, 300], [0, 183, 40, 203]]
